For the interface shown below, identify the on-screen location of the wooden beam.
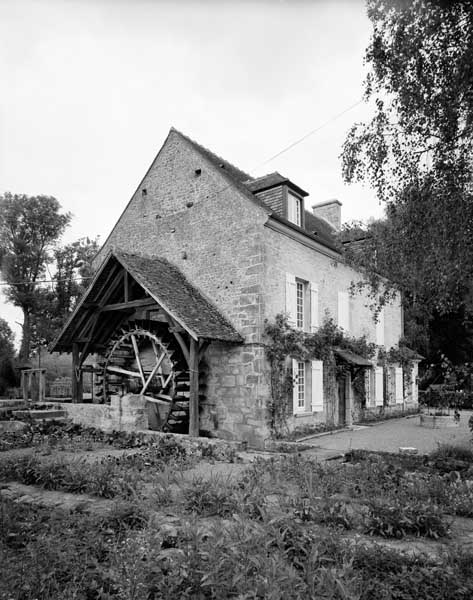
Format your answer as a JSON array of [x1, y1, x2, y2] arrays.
[[106, 365, 142, 378], [100, 298, 156, 312], [79, 313, 100, 367], [173, 330, 190, 367], [71, 343, 83, 404], [141, 352, 166, 394], [124, 270, 129, 303], [189, 337, 199, 437], [131, 334, 146, 386], [161, 313, 191, 367]]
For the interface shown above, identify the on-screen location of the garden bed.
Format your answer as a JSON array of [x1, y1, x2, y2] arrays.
[[1, 427, 473, 599]]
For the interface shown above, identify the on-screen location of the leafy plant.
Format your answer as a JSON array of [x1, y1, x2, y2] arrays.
[[365, 499, 449, 539]]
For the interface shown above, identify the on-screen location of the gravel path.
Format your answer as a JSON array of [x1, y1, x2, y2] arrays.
[[303, 411, 473, 456]]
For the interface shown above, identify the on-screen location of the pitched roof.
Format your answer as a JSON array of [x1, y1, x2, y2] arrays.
[[246, 172, 309, 197], [334, 348, 373, 367], [51, 250, 242, 352], [172, 128, 340, 254], [115, 251, 242, 342]]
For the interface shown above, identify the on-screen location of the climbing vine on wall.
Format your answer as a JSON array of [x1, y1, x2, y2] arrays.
[[264, 314, 377, 437], [378, 340, 417, 396]]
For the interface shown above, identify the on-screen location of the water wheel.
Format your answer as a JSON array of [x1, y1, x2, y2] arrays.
[[95, 322, 190, 432]]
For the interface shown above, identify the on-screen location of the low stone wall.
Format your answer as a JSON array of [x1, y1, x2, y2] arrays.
[[420, 414, 460, 429], [59, 395, 148, 432]]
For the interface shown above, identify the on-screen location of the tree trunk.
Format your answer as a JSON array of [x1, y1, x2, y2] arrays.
[[19, 309, 31, 362]]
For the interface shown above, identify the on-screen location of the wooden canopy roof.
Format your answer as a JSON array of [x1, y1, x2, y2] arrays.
[[51, 250, 242, 354]]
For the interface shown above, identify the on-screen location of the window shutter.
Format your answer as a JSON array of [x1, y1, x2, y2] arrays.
[[338, 292, 349, 331], [292, 359, 299, 413], [411, 363, 418, 403], [365, 369, 372, 406], [311, 360, 324, 412], [285, 273, 297, 326], [310, 282, 319, 332], [375, 367, 384, 406], [395, 367, 403, 404], [376, 308, 385, 346]]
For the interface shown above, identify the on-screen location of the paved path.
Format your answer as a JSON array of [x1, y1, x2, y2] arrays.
[[303, 411, 473, 456]]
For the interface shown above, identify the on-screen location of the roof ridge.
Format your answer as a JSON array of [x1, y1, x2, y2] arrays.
[[170, 127, 254, 182]]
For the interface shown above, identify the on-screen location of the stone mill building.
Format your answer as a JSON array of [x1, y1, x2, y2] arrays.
[[52, 128, 419, 448]]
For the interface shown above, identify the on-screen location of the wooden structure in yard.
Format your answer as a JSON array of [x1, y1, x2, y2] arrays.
[[50, 251, 242, 436], [20, 367, 46, 402]]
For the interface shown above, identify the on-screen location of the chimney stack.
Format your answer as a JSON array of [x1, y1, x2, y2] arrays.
[[312, 199, 342, 231]]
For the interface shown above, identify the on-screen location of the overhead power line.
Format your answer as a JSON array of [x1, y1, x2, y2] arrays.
[[0, 276, 93, 287], [1, 99, 364, 290], [254, 99, 364, 169]]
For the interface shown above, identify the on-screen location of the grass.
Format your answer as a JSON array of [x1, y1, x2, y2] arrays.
[[1, 499, 473, 600], [2, 440, 473, 598]]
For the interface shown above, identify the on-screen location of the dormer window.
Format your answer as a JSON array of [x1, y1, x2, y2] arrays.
[[288, 191, 302, 227]]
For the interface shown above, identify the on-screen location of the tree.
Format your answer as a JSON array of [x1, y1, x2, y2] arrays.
[[342, 0, 473, 318], [34, 237, 99, 344], [0, 318, 17, 395], [0, 193, 71, 360]]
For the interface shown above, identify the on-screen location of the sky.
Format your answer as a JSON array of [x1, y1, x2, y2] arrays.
[[0, 0, 381, 347]]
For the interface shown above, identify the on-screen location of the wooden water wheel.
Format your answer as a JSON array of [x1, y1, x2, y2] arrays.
[[95, 322, 191, 432]]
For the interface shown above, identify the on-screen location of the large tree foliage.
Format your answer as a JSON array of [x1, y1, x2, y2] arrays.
[[0, 193, 71, 360], [342, 0, 473, 318], [0, 317, 17, 394], [34, 237, 100, 344]]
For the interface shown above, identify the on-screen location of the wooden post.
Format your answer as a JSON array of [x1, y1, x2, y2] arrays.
[[72, 343, 83, 403], [189, 337, 199, 437], [38, 369, 45, 402], [21, 370, 28, 402]]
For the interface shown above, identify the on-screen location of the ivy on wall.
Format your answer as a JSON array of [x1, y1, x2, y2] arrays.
[[378, 341, 418, 397], [264, 314, 377, 438]]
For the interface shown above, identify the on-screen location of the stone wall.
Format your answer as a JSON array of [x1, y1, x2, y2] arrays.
[[60, 395, 148, 432], [200, 342, 270, 449], [262, 225, 403, 347], [95, 130, 268, 345]]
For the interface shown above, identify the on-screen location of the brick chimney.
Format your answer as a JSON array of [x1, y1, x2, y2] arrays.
[[312, 199, 342, 231]]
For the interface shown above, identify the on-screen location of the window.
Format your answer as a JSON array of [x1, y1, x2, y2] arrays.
[[286, 274, 318, 332], [288, 191, 302, 226], [297, 361, 305, 409], [296, 281, 304, 328], [292, 359, 324, 414]]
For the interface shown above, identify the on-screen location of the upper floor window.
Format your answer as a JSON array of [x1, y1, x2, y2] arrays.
[[288, 191, 302, 226], [286, 273, 318, 332], [296, 281, 304, 328]]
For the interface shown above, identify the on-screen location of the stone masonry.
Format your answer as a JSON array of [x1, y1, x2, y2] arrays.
[[87, 129, 409, 448]]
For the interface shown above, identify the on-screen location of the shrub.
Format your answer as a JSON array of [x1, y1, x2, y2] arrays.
[[430, 444, 473, 463], [365, 499, 449, 539], [183, 475, 239, 517]]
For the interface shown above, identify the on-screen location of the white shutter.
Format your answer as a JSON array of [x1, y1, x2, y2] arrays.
[[311, 360, 324, 412], [310, 282, 319, 332], [292, 359, 300, 413], [411, 363, 418, 403], [365, 369, 372, 406], [375, 367, 384, 406], [338, 292, 349, 331], [376, 308, 385, 346], [285, 273, 297, 326], [395, 367, 403, 404]]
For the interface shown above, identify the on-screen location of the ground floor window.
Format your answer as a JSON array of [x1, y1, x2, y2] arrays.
[[292, 359, 324, 414]]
